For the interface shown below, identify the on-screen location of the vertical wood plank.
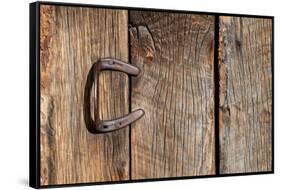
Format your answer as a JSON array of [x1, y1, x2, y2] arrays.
[[130, 11, 215, 179], [219, 17, 272, 173], [40, 5, 129, 185]]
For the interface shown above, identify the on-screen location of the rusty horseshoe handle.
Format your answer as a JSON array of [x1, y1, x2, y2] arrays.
[[87, 58, 145, 133]]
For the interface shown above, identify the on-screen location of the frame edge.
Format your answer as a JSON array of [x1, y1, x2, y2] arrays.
[[29, 1, 40, 189]]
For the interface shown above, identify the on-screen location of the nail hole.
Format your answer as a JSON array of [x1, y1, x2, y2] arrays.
[[103, 125, 108, 129], [119, 122, 122, 125]]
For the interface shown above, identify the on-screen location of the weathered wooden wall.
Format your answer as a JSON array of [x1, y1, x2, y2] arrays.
[[39, 4, 273, 185], [129, 11, 216, 179], [40, 5, 130, 185], [218, 16, 272, 173]]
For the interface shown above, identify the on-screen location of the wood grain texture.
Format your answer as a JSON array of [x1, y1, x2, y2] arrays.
[[129, 11, 215, 179], [219, 17, 272, 173], [40, 5, 129, 185]]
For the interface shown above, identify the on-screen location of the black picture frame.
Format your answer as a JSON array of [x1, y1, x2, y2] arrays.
[[30, 1, 274, 188]]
